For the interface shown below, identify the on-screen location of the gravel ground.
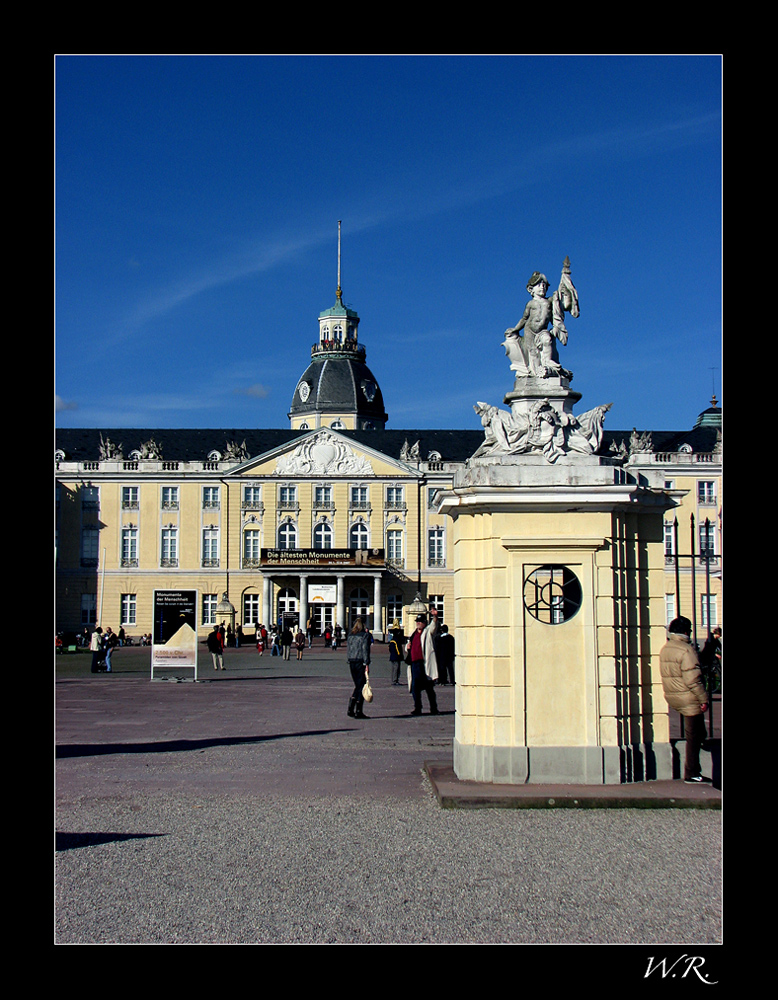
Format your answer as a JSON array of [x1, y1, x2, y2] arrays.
[[55, 781, 721, 945]]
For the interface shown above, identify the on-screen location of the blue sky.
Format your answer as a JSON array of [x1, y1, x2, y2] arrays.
[[55, 55, 721, 434]]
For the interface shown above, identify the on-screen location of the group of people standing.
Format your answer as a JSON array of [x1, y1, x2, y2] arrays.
[[89, 626, 119, 672], [347, 610, 456, 719]]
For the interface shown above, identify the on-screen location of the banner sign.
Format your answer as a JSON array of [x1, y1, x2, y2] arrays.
[[261, 548, 385, 568], [152, 589, 198, 677]]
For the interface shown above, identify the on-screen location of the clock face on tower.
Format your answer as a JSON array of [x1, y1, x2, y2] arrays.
[[298, 381, 311, 402]]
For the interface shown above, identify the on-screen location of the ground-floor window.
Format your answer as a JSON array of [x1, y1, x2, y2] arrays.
[[428, 594, 445, 623], [81, 593, 97, 625], [121, 593, 136, 627], [243, 592, 261, 628], [386, 592, 403, 629], [700, 593, 718, 628], [349, 587, 369, 628], [203, 593, 218, 625]]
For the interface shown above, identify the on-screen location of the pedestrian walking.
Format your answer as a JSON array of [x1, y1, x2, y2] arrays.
[[346, 619, 371, 719]]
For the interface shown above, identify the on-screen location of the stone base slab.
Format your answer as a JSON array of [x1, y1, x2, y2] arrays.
[[454, 739, 675, 785]]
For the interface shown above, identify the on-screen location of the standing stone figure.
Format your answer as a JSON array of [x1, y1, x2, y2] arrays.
[[503, 256, 579, 379]]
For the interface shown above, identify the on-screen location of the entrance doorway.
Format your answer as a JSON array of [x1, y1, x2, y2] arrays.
[[311, 602, 334, 636]]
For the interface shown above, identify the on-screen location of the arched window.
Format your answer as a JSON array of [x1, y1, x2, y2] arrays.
[[278, 520, 297, 550], [313, 521, 333, 550], [350, 521, 369, 549]]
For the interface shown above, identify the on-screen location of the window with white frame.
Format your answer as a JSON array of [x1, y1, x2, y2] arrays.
[[203, 593, 218, 626], [278, 520, 297, 550], [244, 528, 261, 563], [122, 486, 139, 509], [243, 593, 261, 628], [428, 595, 445, 622], [428, 527, 445, 566], [202, 528, 219, 566], [313, 520, 334, 549], [386, 593, 403, 626], [350, 485, 369, 508], [279, 485, 297, 507], [161, 527, 178, 566], [203, 486, 220, 509], [700, 594, 718, 627], [121, 593, 137, 627], [664, 522, 675, 557], [665, 593, 676, 625], [243, 485, 262, 508], [698, 520, 716, 559], [386, 486, 405, 508], [350, 521, 369, 549], [314, 485, 332, 508], [161, 486, 179, 509], [121, 526, 138, 566], [697, 480, 716, 505], [387, 527, 403, 564]]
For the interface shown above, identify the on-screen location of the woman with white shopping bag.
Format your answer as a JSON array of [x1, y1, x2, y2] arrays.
[[346, 618, 372, 719]]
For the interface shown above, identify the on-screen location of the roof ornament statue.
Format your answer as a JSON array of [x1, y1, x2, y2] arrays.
[[503, 256, 579, 380]]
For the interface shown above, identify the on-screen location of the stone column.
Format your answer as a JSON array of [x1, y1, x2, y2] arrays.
[[262, 575, 272, 627], [299, 574, 308, 630], [337, 575, 345, 631], [373, 574, 383, 638]]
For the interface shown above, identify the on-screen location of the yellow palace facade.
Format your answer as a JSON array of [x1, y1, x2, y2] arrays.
[[55, 280, 722, 645]]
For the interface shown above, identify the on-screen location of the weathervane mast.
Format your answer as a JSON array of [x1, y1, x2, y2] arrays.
[[336, 220, 342, 303]]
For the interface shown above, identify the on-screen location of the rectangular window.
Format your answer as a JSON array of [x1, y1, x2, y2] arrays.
[[386, 593, 403, 625], [700, 594, 718, 628], [81, 593, 97, 625], [314, 485, 332, 507], [243, 594, 261, 628], [665, 594, 676, 625], [81, 526, 100, 567], [428, 595, 445, 622], [387, 530, 403, 562], [81, 486, 100, 510], [202, 486, 220, 509], [664, 522, 675, 557], [203, 594, 218, 626], [162, 486, 179, 509], [122, 486, 139, 509], [161, 527, 178, 566], [243, 485, 262, 508], [428, 527, 445, 566], [202, 528, 219, 566], [121, 593, 137, 627], [279, 486, 297, 507], [699, 521, 716, 559], [121, 527, 138, 566], [350, 485, 369, 507], [386, 486, 404, 508], [697, 481, 716, 505], [243, 529, 261, 562]]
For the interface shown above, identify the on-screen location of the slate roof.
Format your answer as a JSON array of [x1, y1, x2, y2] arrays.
[[289, 355, 388, 423], [55, 422, 719, 466]]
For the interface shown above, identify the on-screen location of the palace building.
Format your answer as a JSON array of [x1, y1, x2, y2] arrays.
[[55, 265, 722, 644]]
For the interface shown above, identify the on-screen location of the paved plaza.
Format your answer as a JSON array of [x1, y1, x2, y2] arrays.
[[55, 642, 722, 946]]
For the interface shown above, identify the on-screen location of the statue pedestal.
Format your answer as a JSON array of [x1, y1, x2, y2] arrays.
[[436, 455, 675, 785], [504, 374, 580, 423]]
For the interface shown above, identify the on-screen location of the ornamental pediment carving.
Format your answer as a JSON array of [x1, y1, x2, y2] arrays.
[[274, 431, 374, 476]]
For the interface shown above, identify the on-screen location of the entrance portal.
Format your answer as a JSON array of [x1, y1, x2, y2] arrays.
[[311, 602, 334, 636]]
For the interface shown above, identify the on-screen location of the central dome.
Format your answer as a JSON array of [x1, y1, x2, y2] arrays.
[[288, 277, 388, 430]]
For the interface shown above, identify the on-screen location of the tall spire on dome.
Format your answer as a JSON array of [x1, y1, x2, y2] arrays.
[[336, 220, 343, 304]]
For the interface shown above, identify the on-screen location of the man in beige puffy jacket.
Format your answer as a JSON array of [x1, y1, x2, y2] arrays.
[[660, 617, 709, 783]]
